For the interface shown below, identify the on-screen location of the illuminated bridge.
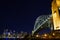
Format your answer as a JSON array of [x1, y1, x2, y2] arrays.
[[32, 0, 60, 35], [32, 15, 53, 35]]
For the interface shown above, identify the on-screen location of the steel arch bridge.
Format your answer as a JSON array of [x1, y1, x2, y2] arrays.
[[32, 0, 60, 35], [32, 15, 53, 35]]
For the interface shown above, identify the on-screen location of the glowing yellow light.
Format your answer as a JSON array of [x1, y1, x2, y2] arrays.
[[44, 34, 47, 37], [36, 35, 39, 37], [56, 0, 60, 7], [53, 33, 55, 36]]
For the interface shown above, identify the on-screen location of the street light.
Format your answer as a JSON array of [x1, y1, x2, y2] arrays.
[[44, 34, 47, 37], [36, 35, 39, 37], [52, 33, 55, 36]]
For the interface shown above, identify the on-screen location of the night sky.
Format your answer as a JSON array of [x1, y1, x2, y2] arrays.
[[0, 0, 52, 33]]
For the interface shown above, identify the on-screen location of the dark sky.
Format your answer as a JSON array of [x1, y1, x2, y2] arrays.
[[0, 0, 52, 33]]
